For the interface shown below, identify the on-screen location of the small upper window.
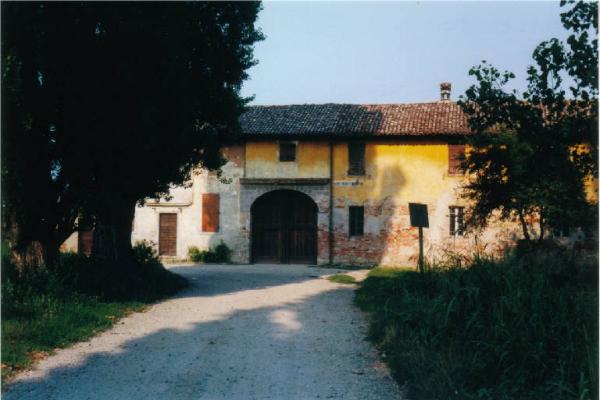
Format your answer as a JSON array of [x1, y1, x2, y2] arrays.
[[348, 143, 365, 176], [448, 144, 466, 174], [349, 206, 364, 236], [449, 206, 465, 236], [279, 142, 296, 162]]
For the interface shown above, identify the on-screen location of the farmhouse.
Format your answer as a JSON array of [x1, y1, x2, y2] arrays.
[[120, 83, 521, 266]]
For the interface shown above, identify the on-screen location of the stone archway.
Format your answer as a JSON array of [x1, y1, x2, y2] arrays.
[[251, 190, 318, 264]]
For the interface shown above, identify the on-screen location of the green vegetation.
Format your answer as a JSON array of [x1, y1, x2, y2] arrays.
[[2, 296, 144, 380], [355, 251, 598, 400], [459, 1, 597, 242], [310, 264, 375, 270], [3, 2, 263, 268], [2, 241, 187, 381], [188, 241, 232, 263], [327, 274, 357, 284]]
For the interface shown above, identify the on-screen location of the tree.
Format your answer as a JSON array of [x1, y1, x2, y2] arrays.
[[1, 2, 263, 267], [458, 0, 598, 243]]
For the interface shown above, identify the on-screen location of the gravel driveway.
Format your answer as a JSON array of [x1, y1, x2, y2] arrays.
[[4, 264, 402, 400]]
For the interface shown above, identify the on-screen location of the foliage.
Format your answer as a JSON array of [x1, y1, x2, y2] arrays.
[[1, 2, 264, 265], [188, 241, 232, 263], [132, 240, 160, 265], [188, 246, 203, 262], [355, 252, 598, 400], [458, 1, 598, 242], [310, 263, 376, 270], [327, 274, 357, 284]]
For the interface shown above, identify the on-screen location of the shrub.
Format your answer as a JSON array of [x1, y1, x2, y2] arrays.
[[188, 241, 232, 263], [132, 240, 159, 265], [188, 246, 204, 262], [355, 252, 598, 400], [210, 241, 232, 263]]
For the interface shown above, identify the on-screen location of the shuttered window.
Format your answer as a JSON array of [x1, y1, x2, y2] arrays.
[[448, 144, 466, 174], [279, 142, 296, 162], [348, 143, 365, 175], [202, 193, 220, 232], [449, 206, 465, 236], [349, 206, 364, 236]]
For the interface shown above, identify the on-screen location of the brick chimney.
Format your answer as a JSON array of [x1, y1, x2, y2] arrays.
[[440, 82, 451, 101]]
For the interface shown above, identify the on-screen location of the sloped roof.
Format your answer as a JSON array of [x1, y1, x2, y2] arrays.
[[240, 102, 472, 137]]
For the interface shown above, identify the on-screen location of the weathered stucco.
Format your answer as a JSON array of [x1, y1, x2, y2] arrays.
[[131, 146, 247, 262], [246, 141, 330, 178], [65, 139, 535, 266]]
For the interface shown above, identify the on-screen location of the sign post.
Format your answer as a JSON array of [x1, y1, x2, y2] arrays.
[[408, 203, 429, 274]]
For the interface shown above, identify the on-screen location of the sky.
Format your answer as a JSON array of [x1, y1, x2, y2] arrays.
[[240, 1, 570, 105]]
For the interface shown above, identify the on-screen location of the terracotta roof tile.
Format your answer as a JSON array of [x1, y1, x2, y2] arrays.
[[240, 102, 472, 137]]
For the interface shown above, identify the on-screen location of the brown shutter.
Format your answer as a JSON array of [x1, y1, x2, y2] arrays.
[[348, 143, 365, 175], [448, 144, 466, 174], [202, 193, 220, 232]]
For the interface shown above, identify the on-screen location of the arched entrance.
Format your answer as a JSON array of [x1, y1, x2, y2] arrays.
[[251, 190, 318, 264]]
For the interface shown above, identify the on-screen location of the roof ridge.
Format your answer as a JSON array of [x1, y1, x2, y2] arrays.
[[246, 101, 459, 108]]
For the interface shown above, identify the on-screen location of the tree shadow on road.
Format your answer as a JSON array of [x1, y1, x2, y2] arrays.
[[4, 267, 401, 400]]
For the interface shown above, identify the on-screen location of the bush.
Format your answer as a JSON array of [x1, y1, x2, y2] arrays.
[[132, 240, 159, 265], [188, 246, 203, 262], [355, 253, 598, 400], [188, 241, 232, 263]]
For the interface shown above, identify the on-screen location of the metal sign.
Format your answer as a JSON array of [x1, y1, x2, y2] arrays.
[[409, 203, 429, 228]]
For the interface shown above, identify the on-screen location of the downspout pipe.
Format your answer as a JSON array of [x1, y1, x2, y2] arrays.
[[329, 141, 334, 265]]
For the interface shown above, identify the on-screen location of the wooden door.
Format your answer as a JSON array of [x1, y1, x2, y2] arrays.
[[159, 213, 177, 256], [251, 190, 317, 264]]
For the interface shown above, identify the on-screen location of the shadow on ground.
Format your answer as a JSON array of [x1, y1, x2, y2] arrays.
[[4, 264, 401, 400]]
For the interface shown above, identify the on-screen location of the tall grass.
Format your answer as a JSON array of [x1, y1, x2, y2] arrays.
[[355, 251, 598, 400]]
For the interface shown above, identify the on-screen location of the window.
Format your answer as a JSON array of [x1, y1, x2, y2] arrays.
[[279, 142, 296, 162], [349, 206, 364, 236], [202, 193, 220, 232], [449, 206, 465, 236], [348, 143, 365, 176], [448, 144, 466, 174]]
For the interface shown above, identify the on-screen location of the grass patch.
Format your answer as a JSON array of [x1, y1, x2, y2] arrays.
[[327, 274, 357, 284], [355, 252, 598, 400], [309, 263, 375, 270], [2, 297, 144, 380], [1, 240, 188, 382]]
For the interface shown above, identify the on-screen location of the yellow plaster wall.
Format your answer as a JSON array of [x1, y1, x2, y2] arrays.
[[245, 141, 330, 178], [332, 141, 458, 204]]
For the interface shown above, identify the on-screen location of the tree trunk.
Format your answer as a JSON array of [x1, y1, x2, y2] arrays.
[[538, 208, 545, 243], [92, 200, 136, 268], [517, 209, 531, 242]]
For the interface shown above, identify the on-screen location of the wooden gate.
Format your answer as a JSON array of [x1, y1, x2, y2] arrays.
[[251, 190, 318, 264], [159, 213, 177, 256]]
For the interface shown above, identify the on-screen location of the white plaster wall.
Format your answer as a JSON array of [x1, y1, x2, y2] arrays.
[[132, 150, 246, 262]]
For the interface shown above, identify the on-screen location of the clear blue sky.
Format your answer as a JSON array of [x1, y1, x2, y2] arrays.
[[240, 1, 568, 105]]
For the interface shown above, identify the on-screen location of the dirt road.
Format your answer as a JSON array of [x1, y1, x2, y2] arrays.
[[5, 264, 402, 400]]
